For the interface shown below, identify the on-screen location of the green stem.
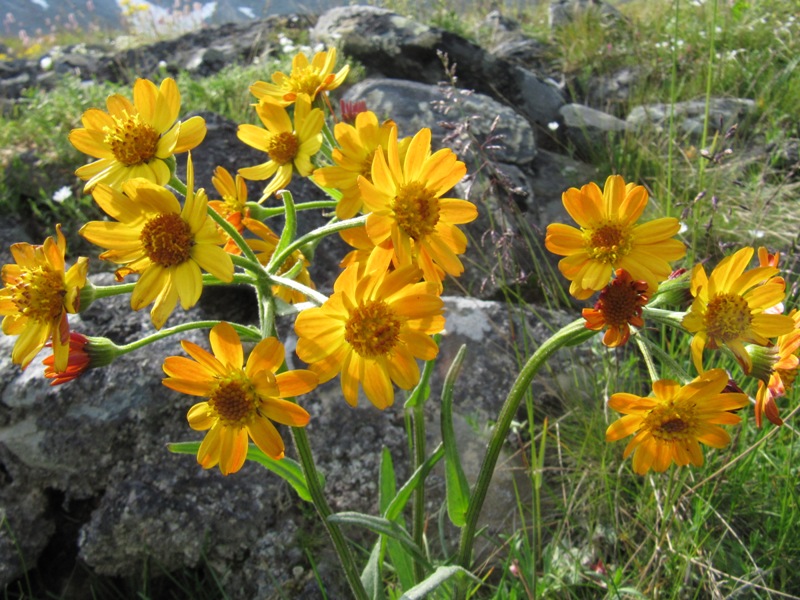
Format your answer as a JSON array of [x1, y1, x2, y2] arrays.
[[202, 273, 257, 287], [206, 203, 262, 266], [87, 281, 137, 300], [292, 427, 369, 600], [246, 200, 339, 221], [634, 328, 660, 383], [643, 307, 687, 330], [456, 318, 586, 570], [268, 274, 329, 306], [412, 401, 427, 584], [115, 320, 261, 354], [168, 176, 187, 196], [267, 190, 297, 273], [269, 215, 367, 276]]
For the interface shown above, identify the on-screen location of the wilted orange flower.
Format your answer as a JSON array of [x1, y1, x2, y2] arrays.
[[0, 225, 88, 371], [682, 247, 794, 374], [295, 265, 444, 409], [582, 269, 648, 347], [42, 332, 90, 385], [754, 309, 800, 427], [69, 77, 206, 191], [80, 155, 234, 329], [606, 369, 749, 475], [545, 175, 686, 299], [358, 127, 478, 291], [250, 48, 349, 107], [238, 96, 324, 201], [314, 111, 403, 219], [242, 218, 314, 304], [163, 322, 317, 475], [208, 166, 250, 254]]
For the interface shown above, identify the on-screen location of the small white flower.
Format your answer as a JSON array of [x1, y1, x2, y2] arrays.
[[39, 56, 53, 70], [679, 222, 688, 234], [52, 186, 72, 203], [548, 121, 559, 131]]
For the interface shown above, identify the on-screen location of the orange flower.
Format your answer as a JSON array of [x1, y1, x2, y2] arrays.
[[545, 175, 685, 299], [0, 225, 88, 371], [606, 369, 748, 475], [582, 269, 648, 347], [313, 111, 403, 219], [69, 77, 206, 191], [249, 48, 349, 107], [237, 96, 324, 201], [358, 127, 478, 291], [208, 166, 250, 255], [80, 156, 234, 329], [295, 265, 444, 409], [682, 247, 794, 374], [242, 218, 315, 304], [163, 322, 317, 475], [754, 309, 800, 427]]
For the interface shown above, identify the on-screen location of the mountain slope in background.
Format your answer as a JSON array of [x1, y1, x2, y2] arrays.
[[1, 0, 337, 39]]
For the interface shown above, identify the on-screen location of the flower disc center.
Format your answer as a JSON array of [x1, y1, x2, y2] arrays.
[[104, 112, 160, 166], [140, 213, 194, 267], [705, 293, 752, 342], [208, 376, 258, 427], [586, 222, 632, 263], [597, 277, 647, 327], [644, 402, 696, 442], [345, 300, 401, 358], [266, 131, 300, 165], [392, 181, 440, 241], [12, 266, 65, 322], [289, 66, 323, 97]]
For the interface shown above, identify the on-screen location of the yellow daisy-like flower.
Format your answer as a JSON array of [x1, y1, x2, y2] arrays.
[[69, 77, 206, 191], [545, 175, 686, 300], [0, 225, 88, 371], [606, 368, 748, 475], [208, 166, 250, 255], [682, 247, 794, 374], [754, 308, 800, 428], [163, 322, 317, 475], [294, 264, 445, 409], [242, 217, 315, 304], [358, 127, 478, 291], [250, 47, 350, 107], [313, 111, 403, 219], [80, 155, 234, 329], [237, 96, 324, 202], [582, 268, 649, 348]]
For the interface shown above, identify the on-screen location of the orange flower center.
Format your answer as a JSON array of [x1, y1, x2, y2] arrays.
[[585, 221, 632, 264], [642, 401, 697, 442], [104, 112, 160, 167], [596, 278, 647, 327], [345, 300, 401, 358], [208, 373, 259, 428], [266, 131, 300, 165], [392, 181, 440, 241], [704, 293, 752, 342], [288, 66, 326, 97], [9, 265, 66, 322], [140, 213, 194, 267]]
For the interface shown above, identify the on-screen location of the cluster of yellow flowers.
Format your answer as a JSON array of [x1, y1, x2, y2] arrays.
[[545, 177, 798, 474], [0, 48, 477, 475], [1, 46, 797, 480]]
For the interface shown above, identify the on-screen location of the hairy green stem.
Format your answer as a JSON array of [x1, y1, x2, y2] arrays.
[[269, 215, 367, 275], [292, 427, 370, 600], [115, 320, 261, 354], [456, 318, 586, 571], [412, 401, 427, 584]]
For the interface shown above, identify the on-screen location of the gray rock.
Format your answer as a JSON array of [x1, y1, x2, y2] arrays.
[[343, 78, 536, 167], [312, 6, 565, 129], [549, 0, 625, 29], [559, 103, 631, 157], [626, 97, 757, 140]]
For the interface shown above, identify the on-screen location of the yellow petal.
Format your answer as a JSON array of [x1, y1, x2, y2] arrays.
[[210, 322, 243, 369]]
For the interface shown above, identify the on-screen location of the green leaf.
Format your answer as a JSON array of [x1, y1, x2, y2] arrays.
[[404, 336, 439, 408], [384, 444, 444, 522], [167, 442, 320, 503], [440, 345, 470, 527], [398, 565, 478, 599], [379, 448, 417, 591], [361, 542, 384, 600], [328, 512, 432, 570]]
